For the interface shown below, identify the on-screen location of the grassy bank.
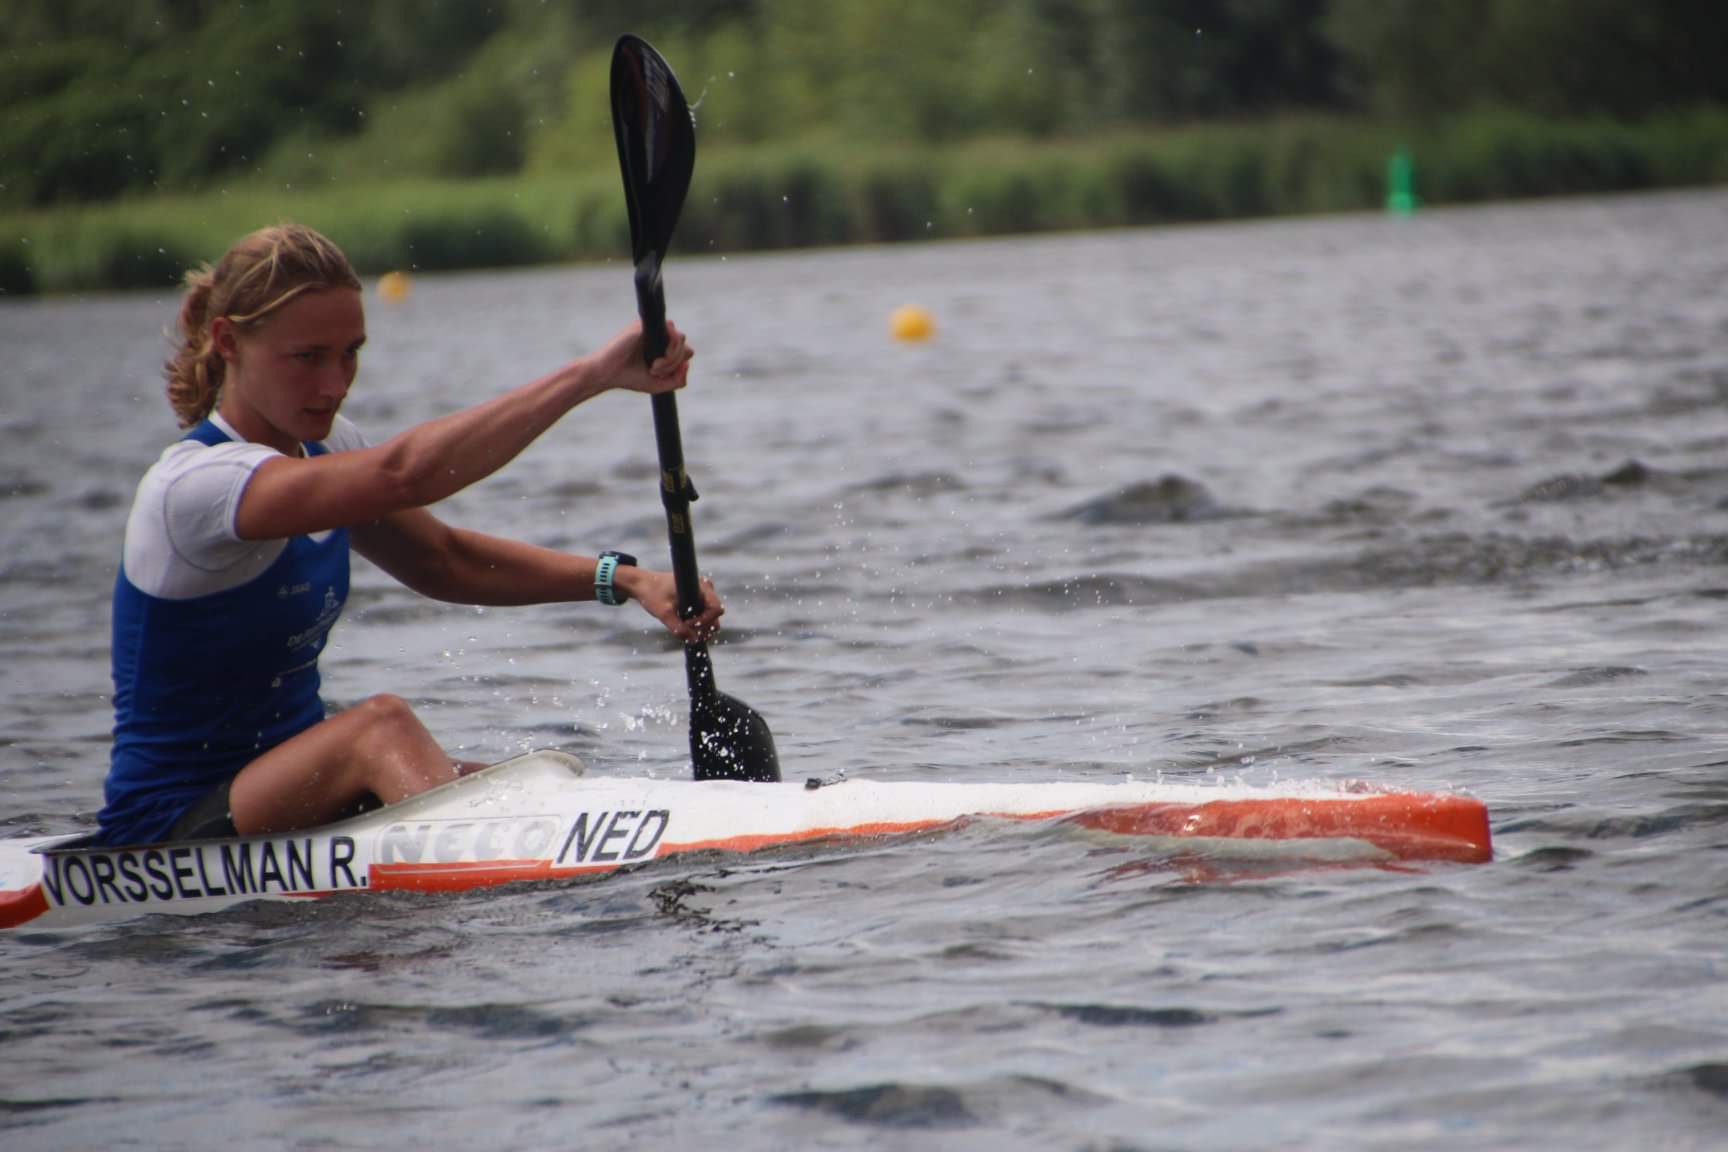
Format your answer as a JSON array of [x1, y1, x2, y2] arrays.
[[4, 108, 1726, 296]]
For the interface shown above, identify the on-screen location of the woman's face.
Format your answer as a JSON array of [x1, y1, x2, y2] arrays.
[[217, 287, 366, 453]]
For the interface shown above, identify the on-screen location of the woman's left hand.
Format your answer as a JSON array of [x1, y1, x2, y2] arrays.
[[617, 566, 724, 643]]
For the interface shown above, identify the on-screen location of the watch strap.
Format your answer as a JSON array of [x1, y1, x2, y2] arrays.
[[595, 550, 637, 606]]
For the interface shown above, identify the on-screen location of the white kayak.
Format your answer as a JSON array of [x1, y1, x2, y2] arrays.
[[0, 751, 1491, 931]]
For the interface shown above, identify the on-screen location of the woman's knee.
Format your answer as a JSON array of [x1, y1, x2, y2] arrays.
[[350, 693, 426, 742]]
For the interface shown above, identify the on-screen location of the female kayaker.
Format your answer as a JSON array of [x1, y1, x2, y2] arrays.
[[99, 222, 719, 845]]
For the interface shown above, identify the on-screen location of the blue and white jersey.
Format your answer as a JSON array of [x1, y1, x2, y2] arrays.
[[99, 413, 369, 845]]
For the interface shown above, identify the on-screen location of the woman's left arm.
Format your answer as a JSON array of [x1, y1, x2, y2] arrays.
[[353, 509, 723, 642]]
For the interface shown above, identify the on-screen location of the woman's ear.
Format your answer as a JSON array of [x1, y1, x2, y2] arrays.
[[211, 316, 240, 364]]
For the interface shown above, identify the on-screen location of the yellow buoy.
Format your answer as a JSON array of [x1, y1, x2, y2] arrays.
[[377, 270, 411, 303], [890, 304, 934, 343]]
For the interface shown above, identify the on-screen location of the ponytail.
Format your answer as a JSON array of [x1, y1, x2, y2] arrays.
[[164, 267, 223, 428]]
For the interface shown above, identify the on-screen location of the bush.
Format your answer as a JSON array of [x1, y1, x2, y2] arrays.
[[572, 195, 629, 259], [1419, 111, 1673, 203], [393, 212, 544, 271], [847, 163, 943, 243], [0, 240, 34, 295], [941, 158, 1068, 236], [1106, 145, 1204, 225], [681, 153, 852, 252], [428, 80, 529, 179], [19, 222, 198, 294]]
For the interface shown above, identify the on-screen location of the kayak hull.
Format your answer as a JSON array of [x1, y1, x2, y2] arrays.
[[0, 751, 1491, 931]]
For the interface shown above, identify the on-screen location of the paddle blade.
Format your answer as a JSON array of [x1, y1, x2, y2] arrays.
[[692, 689, 781, 783], [610, 35, 695, 269]]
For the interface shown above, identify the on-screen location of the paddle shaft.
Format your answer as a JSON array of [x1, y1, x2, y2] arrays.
[[635, 255, 718, 701], [612, 33, 778, 781]]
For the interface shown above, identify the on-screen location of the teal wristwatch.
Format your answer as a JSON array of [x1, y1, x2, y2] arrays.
[[594, 550, 637, 606]]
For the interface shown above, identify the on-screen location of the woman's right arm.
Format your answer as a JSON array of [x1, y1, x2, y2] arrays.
[[232, 321, 690, 541]]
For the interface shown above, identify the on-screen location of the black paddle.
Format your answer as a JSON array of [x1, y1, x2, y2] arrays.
[[610, 34, 780, 783]]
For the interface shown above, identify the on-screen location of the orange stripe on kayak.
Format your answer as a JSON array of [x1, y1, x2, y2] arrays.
[[1065, 793, 1492, 863], [663, 816, 1000, 858], [370, 859, 613, 893], [0, 883, 50, 930], [663, 796, 1489, 865]]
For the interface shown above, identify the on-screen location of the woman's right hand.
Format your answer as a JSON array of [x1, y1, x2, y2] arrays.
[[618, 566, 725, 644], [596, 320, 694, 395]]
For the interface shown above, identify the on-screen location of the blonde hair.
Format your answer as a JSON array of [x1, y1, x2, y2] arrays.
[[165, 223, 362, 428]]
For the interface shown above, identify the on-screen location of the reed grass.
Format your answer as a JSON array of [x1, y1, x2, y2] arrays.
[[4, 109, 1725, 296]]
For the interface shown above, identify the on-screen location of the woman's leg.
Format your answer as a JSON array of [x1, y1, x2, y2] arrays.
[[228, 693, 459, 836]]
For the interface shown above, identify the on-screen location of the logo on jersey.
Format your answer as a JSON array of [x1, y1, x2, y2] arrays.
[[286, 586, 343, 652]]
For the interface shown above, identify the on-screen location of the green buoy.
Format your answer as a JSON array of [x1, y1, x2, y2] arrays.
[[1387, 147, 1418, 216]]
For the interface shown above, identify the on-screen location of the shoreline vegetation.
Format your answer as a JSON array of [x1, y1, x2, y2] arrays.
[[5, 106, 1727, 297], [9, 2, 1724, 297]]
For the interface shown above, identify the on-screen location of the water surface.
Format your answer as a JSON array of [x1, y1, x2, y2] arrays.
[[4, 191, 1728, 1149]]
